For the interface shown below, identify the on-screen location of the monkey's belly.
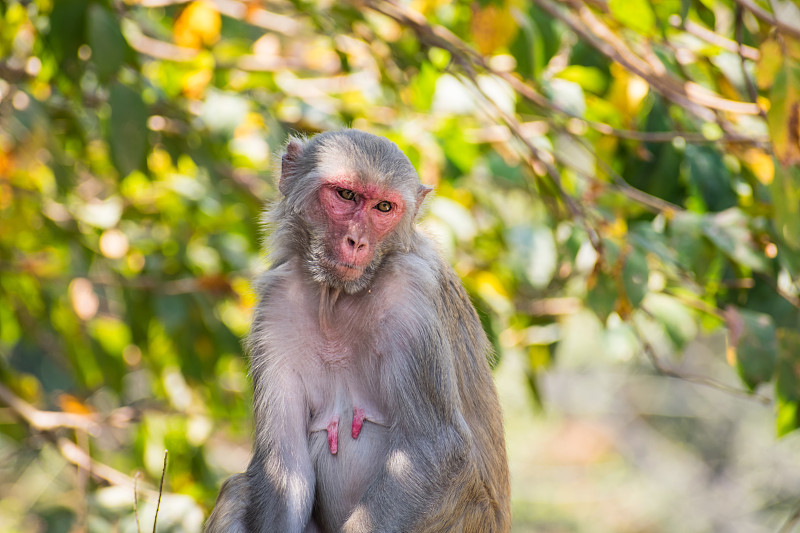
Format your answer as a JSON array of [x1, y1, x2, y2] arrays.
[[309, 421, 390, 530]]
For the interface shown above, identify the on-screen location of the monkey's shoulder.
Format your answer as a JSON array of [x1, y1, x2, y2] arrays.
[[379, 245, 478, 323]]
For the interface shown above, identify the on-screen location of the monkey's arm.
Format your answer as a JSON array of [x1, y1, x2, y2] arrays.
[[243, 369, 317, 533]]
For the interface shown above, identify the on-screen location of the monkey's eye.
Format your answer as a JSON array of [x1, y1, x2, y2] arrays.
[[375, 201, 392, 213], [337, 189, 355, 201]]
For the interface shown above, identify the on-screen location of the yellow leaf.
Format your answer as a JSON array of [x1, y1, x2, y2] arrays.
[[742, 148, 775, 185], [608, 63, 649, 120], [757, 39, 782, 90], [183, 67, 212, 99], [411, 0, 451, 16], [471, 4, 518, 56], [472, 271, 513, 315], [768, 63, 800, 167], [174, 1, 221, 49], [58, 393, 95, 415]]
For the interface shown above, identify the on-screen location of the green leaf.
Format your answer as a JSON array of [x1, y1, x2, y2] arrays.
[[777, 399, 800, 437], [643, 293, 697, 350], [409, 62, 439, 112], [47, 0, 89, 74], [622, 248, 648, 308], [609, 0, 656, 35], [506, 224, 557, 289], [769, 161, 800, 250], [726, 308, 778, 390], [109, 82, 148, 177], [87, 4, 126, 82], [587, 270, 617, 322], [702, 208, 769, 273], [509, 11, 540, 79], [556, 65, 608, 95], [685, 145, 737, 212], [669, 211, 719, 282], [89, 316, 132, 357], [775, 327, 800, 435]]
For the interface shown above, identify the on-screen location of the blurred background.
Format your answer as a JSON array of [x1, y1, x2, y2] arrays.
[[2, 0, 800, 531]]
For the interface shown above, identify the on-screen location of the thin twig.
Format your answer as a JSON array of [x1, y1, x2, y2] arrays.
[[134, 473, 142, 533], [538, 0, 761, 119], [778, 502, 800, 533], [732, 0, 800, 41], [57, 437, 150, 490], [633, 319, 772, 405], [0, 382, 101, 435], [152, 450, 168, 533], [672, 17, 760, 61], [0, 382, 155, 493]]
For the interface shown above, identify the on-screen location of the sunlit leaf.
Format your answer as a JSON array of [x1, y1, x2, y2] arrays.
[[174, 1, 221, 49], [769, 163, 800, 250], [702, 209, 769, 272], [470, 3, 518, 56], [610, 0, 656, 35], [768, 61, 800, 167]]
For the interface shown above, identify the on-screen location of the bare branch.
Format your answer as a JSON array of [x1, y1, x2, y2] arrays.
[[0, 382, 155, 494], [537, 0, 763, 119], [732, 0, 800, 41], [124, 24, 199, 62], [0, 383, 101, 435], [129, 0, 303, 35], [778, 502, 800, 533], [211, 0, 302, 36], [671, 16, 760, 61], [633, 319, 772, 405], [57, 437, 149, 490]]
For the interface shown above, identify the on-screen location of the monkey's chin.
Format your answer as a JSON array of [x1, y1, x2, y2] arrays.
[[311, 256, 375, 294]]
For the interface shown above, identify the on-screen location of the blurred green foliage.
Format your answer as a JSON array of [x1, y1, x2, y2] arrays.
[[1, 0, 800, 530]]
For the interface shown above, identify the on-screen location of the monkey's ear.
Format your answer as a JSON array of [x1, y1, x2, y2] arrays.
[[279, 139, 304, 196], [415, 184, 433, 213]]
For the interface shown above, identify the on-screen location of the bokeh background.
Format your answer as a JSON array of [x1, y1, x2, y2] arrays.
[[2, 0, 800, 531]]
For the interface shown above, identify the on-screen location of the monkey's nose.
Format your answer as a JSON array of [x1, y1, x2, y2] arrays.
[[341, 234, 370, 266], [346, 236, 367, 251]]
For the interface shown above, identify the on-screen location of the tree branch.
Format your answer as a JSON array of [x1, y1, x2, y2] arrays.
[[0, 382, 154, 493], [732, 0, 800, 41], [632, 318, 772, 405], [671, 16, 761, 61], [538, 0, 763, 119], [0, 382, 101, 435]]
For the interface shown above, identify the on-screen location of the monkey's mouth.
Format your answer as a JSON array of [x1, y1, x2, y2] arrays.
[[332, 261, 364, 280], [318, 255, 364, 281]]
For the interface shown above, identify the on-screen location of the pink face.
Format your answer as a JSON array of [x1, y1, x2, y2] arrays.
[[317, 176, 406, 281]]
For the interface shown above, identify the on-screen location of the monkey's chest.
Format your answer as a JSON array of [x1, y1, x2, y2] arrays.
[[306, 380, 391, 530]]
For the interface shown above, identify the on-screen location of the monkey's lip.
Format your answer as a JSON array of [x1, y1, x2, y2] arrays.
[[332, 261, 364, 280]]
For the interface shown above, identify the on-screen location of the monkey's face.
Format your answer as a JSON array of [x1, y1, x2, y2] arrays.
[[308, 176, 406, 292]]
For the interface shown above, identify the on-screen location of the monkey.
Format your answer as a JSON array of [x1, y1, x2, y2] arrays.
[[205, 129, 510, 533]]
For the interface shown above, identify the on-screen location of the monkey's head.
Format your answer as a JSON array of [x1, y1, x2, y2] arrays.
[[275, 130, 431, 294]]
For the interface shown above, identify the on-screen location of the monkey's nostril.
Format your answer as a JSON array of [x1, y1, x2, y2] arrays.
[[347, 237, 357, 248]]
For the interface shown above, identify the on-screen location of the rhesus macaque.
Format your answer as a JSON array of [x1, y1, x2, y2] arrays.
[[206, 130, 510, 533]]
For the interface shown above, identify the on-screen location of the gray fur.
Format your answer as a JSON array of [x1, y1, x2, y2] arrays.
[[206, 130, 510, 533]]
